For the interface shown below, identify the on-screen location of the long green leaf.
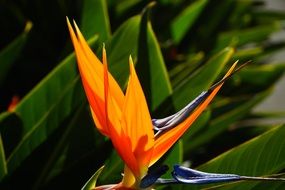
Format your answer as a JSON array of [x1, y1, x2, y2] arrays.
[[82, 166, 105, 190], [171, 0, 208, 44], [107, 15, 141, 87], [5, 36, 98, 174], [215, 22, 282, 51], [198, 124, 285, 190], [238, 64, 285, 86], [253, 10, 285, 24], [173, 47, 234, 110], [228, 0, 252, 28], [183, 110, 211, 153], [233, 47, 263, 62], [187, 88, 272, 152], [198, 0, 234, 41], [163, 140, 183, 178], [31, 102, 87, 189], [99, 151, 123, 184], [137, 4, 172, 111], [80, 0, 111, 41], [0, 135, 7, 180], [0, 21, 32, 85], [115, 0, 142, 16], [170, 52, 204, 87]]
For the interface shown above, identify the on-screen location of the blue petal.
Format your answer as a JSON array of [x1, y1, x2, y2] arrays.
[[172, 165, 241, 184], [153, 91, 209, 137]]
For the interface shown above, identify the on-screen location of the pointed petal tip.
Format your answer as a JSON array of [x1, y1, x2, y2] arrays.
[[129, 55, 133, 63], [66, 17, 73, 32], [102, 45, 108, 67], [128, 56, 135, 74], [73, 20, 80, 34], [102, 44, 106, 60], [66, 16, 70, 23], [102, 44, 106, 59], [231, 60, 238, 69]]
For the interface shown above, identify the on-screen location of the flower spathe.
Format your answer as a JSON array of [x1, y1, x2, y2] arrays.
[[67, 18, 237, 189]]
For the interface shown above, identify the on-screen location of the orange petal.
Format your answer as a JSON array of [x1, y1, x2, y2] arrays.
[[67, 18, 125, 136], [151, 62, 238, 165], [73, 21, 124, 109], [102, 54, 139, 177], [121, 57, 154, 176], [67, 18, 109, 135]]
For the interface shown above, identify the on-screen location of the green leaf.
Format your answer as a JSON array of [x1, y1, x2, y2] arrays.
[[232, 47, 263, 62], [137, 3, 172, 111], [99, 150, 123, 184], [171, 0, 208, 44], [215, 22, 282, 51], [238, 64, 285, 86], [198, 124, 285, 190], [5, 36, 98, 175], [198, 0, 234, 41], [228, 0, 252, 28], [80, 0, 111, 41], [0, 135, 7, 181], [115, 0, 142, 16], [163, 140, 183, 178], [173, 47, 234, 110], [188, 88, 272, 151], [31, 102, 88, 189], [182, 110, 211, 153], [0, 21, 32, 86], [170, 52, 204, 87], [253, 10, 285, 24], [107, 15, 141, 87], [0, 111, 22, 161], [82, 165, 105, 190]]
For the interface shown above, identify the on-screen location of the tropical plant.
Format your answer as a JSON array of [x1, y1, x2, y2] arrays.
[[0, 0, 285, 189]]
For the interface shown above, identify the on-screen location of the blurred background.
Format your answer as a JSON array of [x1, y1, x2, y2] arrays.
[[254, 0, 285, 113]]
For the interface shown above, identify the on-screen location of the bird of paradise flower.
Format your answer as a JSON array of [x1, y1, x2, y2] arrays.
[[66, 18, 285, 190]]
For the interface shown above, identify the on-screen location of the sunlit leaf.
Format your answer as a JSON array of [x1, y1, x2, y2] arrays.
[[80, 0, 111, 41], [198, 124, 285, 190], [82, 166, 105, 190], [173, 47, 234, 110], [137, 3, 172, 111], [106, 15, 141, 87]]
